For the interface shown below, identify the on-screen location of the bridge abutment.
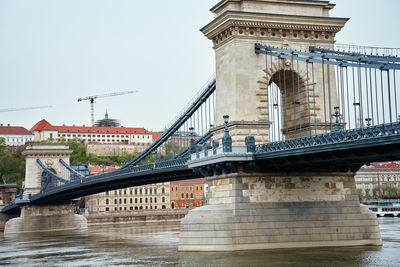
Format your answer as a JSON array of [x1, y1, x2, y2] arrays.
[[4, 204, 87, 235], [179, 171, 381, 251]]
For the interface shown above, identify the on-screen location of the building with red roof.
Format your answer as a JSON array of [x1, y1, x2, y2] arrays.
[[30, 119, 160, 146], [0, 124, 34, 146]]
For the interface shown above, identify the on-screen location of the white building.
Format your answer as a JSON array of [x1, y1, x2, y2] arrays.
[[30, 119, 159, 145], [0, 124, 34, 146]]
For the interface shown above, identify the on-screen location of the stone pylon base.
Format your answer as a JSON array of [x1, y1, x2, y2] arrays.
[[4, 204, 87, 235], [178, 172, 381, 251]]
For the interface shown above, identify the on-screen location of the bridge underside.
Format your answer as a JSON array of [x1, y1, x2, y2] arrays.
[[30, 166, 201, 206], [255, 136, 400, 172]]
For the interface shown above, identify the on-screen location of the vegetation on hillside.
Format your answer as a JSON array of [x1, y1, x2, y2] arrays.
[[0, 137, 25, 189]]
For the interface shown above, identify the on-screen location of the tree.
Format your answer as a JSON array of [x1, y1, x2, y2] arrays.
[[387, 186, 399, 198], [0, 147, 25, 187]]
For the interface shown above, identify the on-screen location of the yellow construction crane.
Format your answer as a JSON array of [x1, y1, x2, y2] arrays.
[[77, 90, 138, 126], [0, 105, 52, 112]]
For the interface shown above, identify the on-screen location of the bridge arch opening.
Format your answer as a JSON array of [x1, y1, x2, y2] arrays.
[[266, 66, 318, 141], [41, 168, 57, 190]]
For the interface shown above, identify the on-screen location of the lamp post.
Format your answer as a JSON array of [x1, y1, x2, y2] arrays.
[[222, 115, 232, 152]]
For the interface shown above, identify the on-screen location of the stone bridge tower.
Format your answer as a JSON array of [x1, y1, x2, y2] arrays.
[[4, 143, 87, 235], [179, 0, 381, 252], [22, 143, 72, 197], [201, 0, 348, 143]]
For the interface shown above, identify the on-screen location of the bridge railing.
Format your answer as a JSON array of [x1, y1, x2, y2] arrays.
[[37, 157, 190, 195]]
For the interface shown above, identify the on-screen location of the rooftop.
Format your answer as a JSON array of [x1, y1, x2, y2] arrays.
[[0, 124, 32, 135]]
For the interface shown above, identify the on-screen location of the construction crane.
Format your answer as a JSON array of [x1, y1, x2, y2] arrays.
[[0, 105, 52, 112], [78, 90, 138, 126]]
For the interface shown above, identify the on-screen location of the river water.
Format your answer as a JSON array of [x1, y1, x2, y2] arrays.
[[0, 218, 399, 266]]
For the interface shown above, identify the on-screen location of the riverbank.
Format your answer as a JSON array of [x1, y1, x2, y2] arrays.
[[86, 209, 188, 226]]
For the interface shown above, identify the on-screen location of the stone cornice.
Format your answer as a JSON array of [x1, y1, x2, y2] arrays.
[[210, 0, 335, 13], [201, 11, 348, 40], [22, 149, 73, 157]]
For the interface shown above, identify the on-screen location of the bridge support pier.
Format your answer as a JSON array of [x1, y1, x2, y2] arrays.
[[179, 171, 381, 251], [4, 204, 87, 235]]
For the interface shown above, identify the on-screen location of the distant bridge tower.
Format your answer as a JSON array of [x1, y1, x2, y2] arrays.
[[201, 0, 347, 143], [4, 143, 87, 235], [22, 143, 72, 198]]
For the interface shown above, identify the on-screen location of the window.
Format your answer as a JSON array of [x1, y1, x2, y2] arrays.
[[140, 189, 142, 194], [190, 193, 193, 199], [115, 190, 118, 195], [49, 133, 53, 138], [124, 190, 127, 195], [106, 208, 109, 211], [145, 198, 148, 203], [119, 199, 122, 204], [154, 198, 157, 203], [145, 188, 148, 194], [162, 187, 165, 194], [181, 193, 184, 199], [135, 189, 138, 194], [114, 199, 117, 204], [200, 186, 203, 190], [171, 187, 173, 192], [106, 191, 109, 195], [181, 187, 184, 191], [186, 187, 188, 191], [106, 199, 109, 205], [124, 199, 127, 204], [140, 198, 142, 203], [135, 198, 138, 203], [162, 197, 165, 203], [154, 188, 157, 194], [130, 198, 132, 204]]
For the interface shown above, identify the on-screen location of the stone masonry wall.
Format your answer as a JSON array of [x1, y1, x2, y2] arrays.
[[179, 171, 381, 251]]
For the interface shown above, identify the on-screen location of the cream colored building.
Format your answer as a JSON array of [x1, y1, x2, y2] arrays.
[[355, 162, 400, 198], [87, 182, 171, 213], [30, 119, 157, 145]]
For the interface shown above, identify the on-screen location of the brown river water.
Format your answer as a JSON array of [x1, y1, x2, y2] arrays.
[[0, 218, 399, 266]]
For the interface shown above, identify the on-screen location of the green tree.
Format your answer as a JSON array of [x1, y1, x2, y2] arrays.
[[0, 147, 25, 188], [387, 186, 399, 198]]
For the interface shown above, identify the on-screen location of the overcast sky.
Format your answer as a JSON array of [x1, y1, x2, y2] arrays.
[[0, 0, 399, 132]]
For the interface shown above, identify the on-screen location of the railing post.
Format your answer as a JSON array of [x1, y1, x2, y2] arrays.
[[245, 136, 256, 152], [212, 140, 219, 155]]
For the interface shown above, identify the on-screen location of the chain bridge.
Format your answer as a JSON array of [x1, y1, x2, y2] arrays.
[[2, 0, 400, 251]]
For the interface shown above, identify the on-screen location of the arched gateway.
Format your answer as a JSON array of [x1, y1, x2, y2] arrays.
[[4, 143, 87, 234], [203, 0, 345, 143]]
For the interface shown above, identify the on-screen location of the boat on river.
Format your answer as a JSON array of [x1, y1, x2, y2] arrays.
[[361, 200, 400, 217]]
